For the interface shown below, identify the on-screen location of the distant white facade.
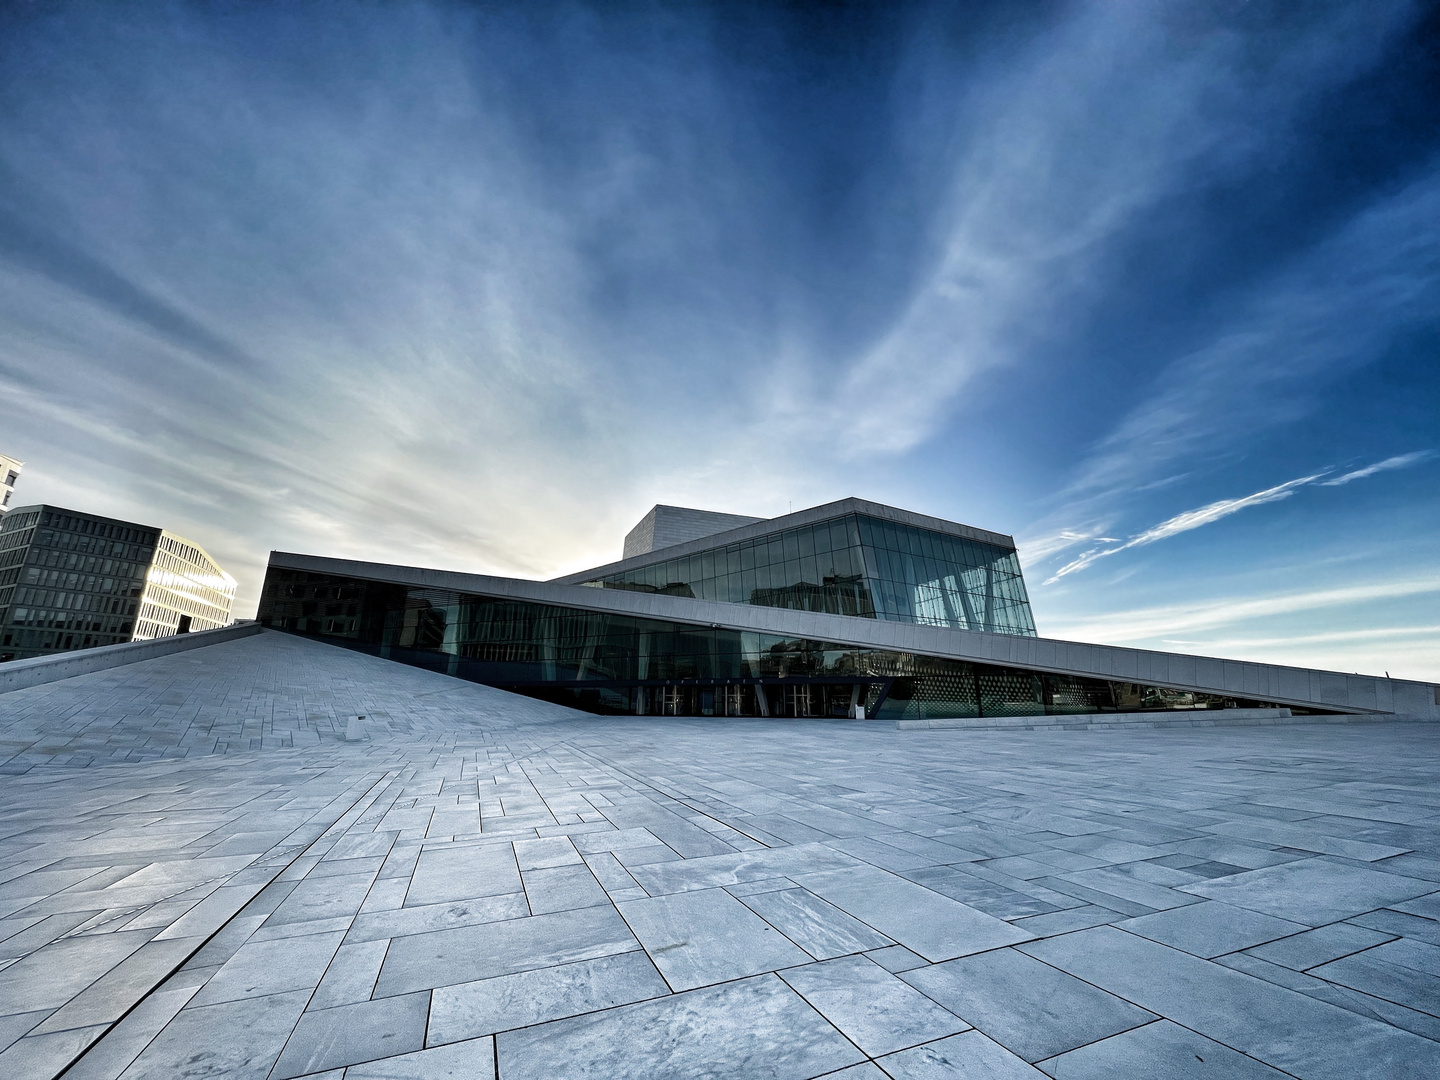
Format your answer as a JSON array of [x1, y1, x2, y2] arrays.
[[0, 454, 22, 521], [133, 532, 238, 640]]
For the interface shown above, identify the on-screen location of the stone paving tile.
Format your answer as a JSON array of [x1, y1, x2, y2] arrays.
[[1349, 908, 1440, 946], [189, 929, 345, 1005], [404, 844, 521, 906], [1039, 1019, 1292, 1078], [115, 988, 311, 1079], [1245, 921, 1397, 970], [1200, 819, 1412, 861], [61, 985, 198, 1080], [270, 990, 430, 1078], [374, 906, 641, 996], [0, 929, 155, 1011], [902, 946, 1156, 1062], [877, 1030, 1046, 1078], [794, 864, 1033, 961], [496, 974, 863, 1078], [428, 951, 669, 1044], [1180, 856, 1436, 925], [346, 1037, 495, 1079], [1310, 945, 1440, 1017], [518, 863, 603, 916], [1022, 926, 1440, 1078], [1117, 899, 1307, 958], [617, 887, 810, 991], [735, 886, 894, 959], [1216, 950, 1440, 1042], [0, 630, 1436, 1079], [778, 954, 968, 1056], [347, 893, 529, 943], [0, 1023, 110, 1080], [0, 1008, 51, 1053], [1393, 893, 1440, 919]]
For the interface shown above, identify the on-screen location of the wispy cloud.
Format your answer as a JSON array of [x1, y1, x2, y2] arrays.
[[1043, 452, 1432, 584], [1320, 450, 1435, 486], [1045, 473, 1320, 583], [1043, 577, 1440, 645], [1162, 624, 1440, 649], [1057, 169, 1440, 505], [769, 2, 1420, 457]]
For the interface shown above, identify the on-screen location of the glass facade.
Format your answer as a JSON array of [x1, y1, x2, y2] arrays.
[[0, 508, 158, 660], [579, 512, 1036, 636], [258, 568, 1309, 719]]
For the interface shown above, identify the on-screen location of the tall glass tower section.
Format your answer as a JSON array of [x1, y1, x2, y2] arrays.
[[574, 507, 1036, 636]]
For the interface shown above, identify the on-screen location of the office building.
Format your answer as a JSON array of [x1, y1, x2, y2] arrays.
[[0, 504, 236, 661], [0, 453, 22, 521], [256, 497, 1437, 721]]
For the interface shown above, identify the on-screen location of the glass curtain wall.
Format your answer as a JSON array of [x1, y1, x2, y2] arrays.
[[581, 513, 1036, 636], [258, 568, 1299, 719]]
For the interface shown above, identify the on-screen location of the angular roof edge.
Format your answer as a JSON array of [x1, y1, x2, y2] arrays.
[[2, 503, 158, 533], [552, 497, 1018, 586], [265, 550, 1438, 720]]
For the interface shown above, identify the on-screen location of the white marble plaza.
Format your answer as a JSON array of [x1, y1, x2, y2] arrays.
[[0, 631, 1436, 1078]]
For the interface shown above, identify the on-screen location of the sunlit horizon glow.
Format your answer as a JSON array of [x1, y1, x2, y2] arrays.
[[1, 2, 1436, 680]]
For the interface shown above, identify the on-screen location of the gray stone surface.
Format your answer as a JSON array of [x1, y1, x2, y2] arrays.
[[496, 974, 862, 1078], [737, 887, 894, 960], [779, 954, 968, 1056], [1040, 1019, 1292, 1078], [0, 629, 1435, 1079], [793, 864, 1032, 961], [878, 1030, 1046, 1078], [1119, 900, 1307, 958], [428, 952, 669, 1044], [270, 990, 430, 1078], [1178, 856, 1436, 925], [902, 946, 1156, 1062], [374, 906, 640, 996], [346, 1037, 496, 1079], [1310, 945, 1440, 1017], [1022, 926, 1440, 1077], [617, 887, 811, 991], [1246, 922, 1398, 970]]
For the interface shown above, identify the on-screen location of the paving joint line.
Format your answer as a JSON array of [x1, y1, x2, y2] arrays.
[[51, 768, 400, 1080]]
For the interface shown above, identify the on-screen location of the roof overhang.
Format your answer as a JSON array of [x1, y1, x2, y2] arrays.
[[268, 551, 1439, 719]]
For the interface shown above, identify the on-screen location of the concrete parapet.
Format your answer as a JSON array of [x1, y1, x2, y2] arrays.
[[0, 621, 264, 695]]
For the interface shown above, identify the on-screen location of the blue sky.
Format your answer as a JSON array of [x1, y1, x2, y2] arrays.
[[1, 1, 1436, 679]]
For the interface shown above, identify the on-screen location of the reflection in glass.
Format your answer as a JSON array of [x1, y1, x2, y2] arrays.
[[258, 568, 1309, 721], [579, 512, 1037, 636]]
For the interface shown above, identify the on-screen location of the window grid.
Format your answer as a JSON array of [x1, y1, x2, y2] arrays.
[[582, 513, 1036, 636], [257, 570, 1295, 720]]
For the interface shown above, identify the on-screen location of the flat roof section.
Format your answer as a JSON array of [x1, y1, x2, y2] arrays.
[[555, 497, 1018, 585]]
